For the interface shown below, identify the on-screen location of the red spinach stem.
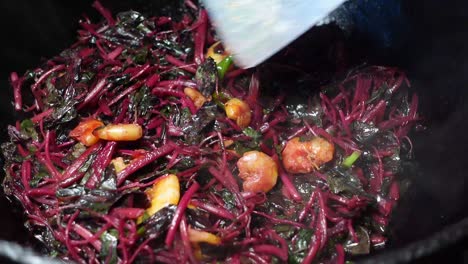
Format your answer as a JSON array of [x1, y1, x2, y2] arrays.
[[165, 182, 200, 247]]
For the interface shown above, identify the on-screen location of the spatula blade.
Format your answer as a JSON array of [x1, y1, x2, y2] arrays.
[[202, 0, 346, 68]]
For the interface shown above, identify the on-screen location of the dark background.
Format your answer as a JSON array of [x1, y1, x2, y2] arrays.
[[0, 0, 467, 263]]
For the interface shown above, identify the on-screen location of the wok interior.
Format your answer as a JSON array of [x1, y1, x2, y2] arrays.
[[0, 0, 467, 261]]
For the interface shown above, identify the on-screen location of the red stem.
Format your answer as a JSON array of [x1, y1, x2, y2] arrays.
[[193, 10, 207, 64], [92, 0, 115, 26], [10, 72, 22, 111], [165, 182, 200, 247], [77, 77, 108, 110], [117, 142, 176, 185], [59, 143, 102, 188], [179, 216, 197, 263], [85, 141, 117, 189]]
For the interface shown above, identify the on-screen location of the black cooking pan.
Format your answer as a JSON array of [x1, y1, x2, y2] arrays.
[[0, 0, 467, 263]]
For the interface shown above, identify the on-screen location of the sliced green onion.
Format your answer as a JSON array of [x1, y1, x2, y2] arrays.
[[217, 55, 233, 79], [342, 151, 361, 168]]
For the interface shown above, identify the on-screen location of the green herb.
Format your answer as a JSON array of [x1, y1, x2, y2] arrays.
[[20, 119, 39, 141], [242, 127, 262, 140]]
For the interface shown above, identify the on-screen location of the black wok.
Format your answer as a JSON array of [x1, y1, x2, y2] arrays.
[[0, 0, 467, 263]]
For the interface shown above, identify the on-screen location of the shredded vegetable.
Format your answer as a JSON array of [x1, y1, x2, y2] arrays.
[[2, 1, 419, 263]]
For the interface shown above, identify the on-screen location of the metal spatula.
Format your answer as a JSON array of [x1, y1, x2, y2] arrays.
[[202, 0, 346, 68]]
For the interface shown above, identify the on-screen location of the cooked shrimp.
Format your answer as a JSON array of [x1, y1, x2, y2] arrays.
[[69, 118, 104, 146], [94, 123, 143, 141], [145, 174, 180, 216], [184, 87, 207, 109], [225, 98, 252, 128], [282, 137, 334, 174], [237, 151, 278, 193]]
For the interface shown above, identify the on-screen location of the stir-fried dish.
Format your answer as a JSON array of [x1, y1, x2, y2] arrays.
[[2, 1, 419, 263]]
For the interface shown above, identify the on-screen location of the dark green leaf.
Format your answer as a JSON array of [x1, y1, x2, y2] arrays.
[[80, 71, 95, 83], [173, 156, 195, 171], [351, 121, 380, 144], [285, 98, 323, 127], [141, 205, 176, 238], [154, 39, 185, 57], [100, 169, 118, 191], [131, 85, 152, 116], [56, 186, 85, 200], [160, 105, 173, 118], [383, 152, 401, 175], [242, 127, 262, 150], [117, 11, 145, 26], [366, 83, 389, 104], [195, 58, 217, 97], [220, 190, 236, 210], [50, 104, 77, 124], [75, 189, 122, 214], [288, 229, 314, 264], [186, 208, 213, 229], [179, 107, 192, 124], [294, 229, 314, 252], [327, 167, 366, 197], [344, 226, 370, 255], [391, 90, 411, 116], [182, 102, 218, 144], [1, 142, 22, 164], [79, 153, 96, 174], [100, 229, 118, 264], [133, 48, 148, 64], [107, 74, 131, 86]]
